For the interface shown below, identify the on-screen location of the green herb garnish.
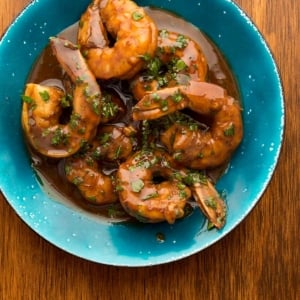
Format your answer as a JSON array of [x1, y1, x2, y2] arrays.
[[132, 11, 144, 21], [224, 124, 235, 137], [142, 192, 159, 200], [39, 90, 50, 102], [51, 128, 68, 146], [131, 179, 145, 193]]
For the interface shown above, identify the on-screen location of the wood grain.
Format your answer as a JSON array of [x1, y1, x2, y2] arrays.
[[0, 1, 299, 299]]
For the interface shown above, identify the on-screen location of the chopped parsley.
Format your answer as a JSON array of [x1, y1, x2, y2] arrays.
[[21, 95, 36, 109], [160, 99, 168, 112], [183, 171, 207, 186], [132, 11, 144, 21], [92, 96, 101, 115], [151, 93, 161, 101], [142, 192, 159, 200], [179, 189, 188, 199], [173, 59, 188, 72], [204, 196, 217, 209], [91, 147, 102, 160], [60, 93, 73, 108], [21, 95, 34, 104], [50, 128, 68, 146], [146, 57, 162, 77], [101, 94, 118, 119], [39, 90, 50, 102], [98, 132, 111, 145], [173, 150, 182, 161], [176, 34, 188, 49], [172, 89, 184, 103], [64, 164, 72, 176], [75, 76, 84, 84], [159, 29, 169, 38], [224, 124, 235, 137], [72, 176, 83, 186], [131, 179, 145, 193], [69, 113, 81, 130], [114, 145, 122, 159]]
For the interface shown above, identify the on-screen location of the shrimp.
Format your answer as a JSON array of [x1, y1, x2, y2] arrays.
[[65, 124, 135, 204], [131, 30, 207, 100], [77, 0, 158, 80], [132, 81, 243, 169], [116, 149, 191, 224], [65, 156, 118, 204], [21, 37, 102, 158]]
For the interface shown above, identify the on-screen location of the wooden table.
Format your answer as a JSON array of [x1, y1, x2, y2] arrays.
[[0, 1, 299, 299]]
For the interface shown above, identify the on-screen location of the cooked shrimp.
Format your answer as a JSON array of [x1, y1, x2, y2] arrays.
[[77, 0, 158, 80], [65, 156, 118, 204], [22, 37, 102, 158], [132, 81, 243, 169], [116, 149, 191, 224], [64, 124, 135, 204], [131, 30, 207, 100]]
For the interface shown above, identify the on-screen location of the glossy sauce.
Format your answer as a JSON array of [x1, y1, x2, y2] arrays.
[[25, 8, 240, 222]]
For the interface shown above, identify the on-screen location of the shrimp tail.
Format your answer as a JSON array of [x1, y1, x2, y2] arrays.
[[77, 0, 108, 49], [191, 179, 226, 229]]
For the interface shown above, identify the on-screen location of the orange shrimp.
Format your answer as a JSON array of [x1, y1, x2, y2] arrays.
[[77, 0, 158, 80], [22, 37, 102, 158], [116, 149, 191, 224], [65, 156, 118, 204], [132, 81, 243, 169], [65, 124, 136, 204], [131, 30, 207, 100]]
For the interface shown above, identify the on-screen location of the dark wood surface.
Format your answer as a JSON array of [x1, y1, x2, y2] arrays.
[[1, 1, 299, 299]]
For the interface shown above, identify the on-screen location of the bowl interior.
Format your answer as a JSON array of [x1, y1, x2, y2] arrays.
[[0, 0, 284, 266]]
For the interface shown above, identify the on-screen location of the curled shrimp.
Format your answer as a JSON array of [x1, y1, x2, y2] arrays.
[[77, 0, 158, 80], [65, 156, 118, 204], [116, 149, 191, 224], [132, 81, 243, 169], [131, 30, 207, 100], [65, 124, 135, 204], [22, 37, 102, 158]]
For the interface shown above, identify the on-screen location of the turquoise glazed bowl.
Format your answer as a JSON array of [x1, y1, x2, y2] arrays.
[[0, 0, 284, 266]]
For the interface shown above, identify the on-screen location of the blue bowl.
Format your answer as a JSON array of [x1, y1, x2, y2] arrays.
[[0, 0, 284, 266]]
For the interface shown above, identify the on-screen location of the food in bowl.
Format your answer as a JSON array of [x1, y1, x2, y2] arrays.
[[21, 0, 243, 229]]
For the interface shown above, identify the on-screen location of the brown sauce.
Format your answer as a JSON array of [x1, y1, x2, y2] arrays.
[[25, 8, 240, 223]]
